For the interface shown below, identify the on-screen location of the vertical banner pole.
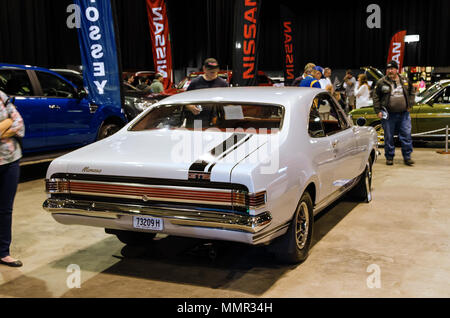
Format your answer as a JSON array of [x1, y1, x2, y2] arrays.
[[110, 0, 125, 109]]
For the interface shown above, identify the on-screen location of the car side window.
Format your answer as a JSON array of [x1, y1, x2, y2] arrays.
[[308, 98, 325, 138], [0, 69, 33, 96], [434, 87, 450, 104], [35, 71, 76, 98], [328, 94, 351, 129], [316, 94, 349, 136]]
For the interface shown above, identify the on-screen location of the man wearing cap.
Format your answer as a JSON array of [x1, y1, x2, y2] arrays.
[[186, 58, 228, 91], [373, 60, 416, 166], [184, 58, 228, 128], [299, 66, 322, 88], [149, 73, 164, 93]]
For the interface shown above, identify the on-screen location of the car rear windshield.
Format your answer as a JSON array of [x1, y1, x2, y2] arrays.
[[130, 103, 283, 133]]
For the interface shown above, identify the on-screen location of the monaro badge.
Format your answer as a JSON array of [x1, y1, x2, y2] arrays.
[[82, 167, 102, 173]]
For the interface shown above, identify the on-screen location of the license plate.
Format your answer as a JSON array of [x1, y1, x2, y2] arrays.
[[133, 216, 164, 231]]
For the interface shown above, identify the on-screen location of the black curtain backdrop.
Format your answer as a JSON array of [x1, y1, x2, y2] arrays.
[[0, 0, 448, 73]]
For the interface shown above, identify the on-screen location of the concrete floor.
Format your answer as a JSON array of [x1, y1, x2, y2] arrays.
[[0, 146, 449, 298]]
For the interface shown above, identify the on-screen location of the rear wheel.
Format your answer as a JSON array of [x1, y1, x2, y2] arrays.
[[274, 192, 314, 264], [348, 160, 373, 203], [105, 229, 156, 246]]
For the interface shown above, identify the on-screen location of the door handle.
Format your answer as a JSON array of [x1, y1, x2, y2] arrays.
[[332, 140, 339, 148], [49, 105, 60, 109]]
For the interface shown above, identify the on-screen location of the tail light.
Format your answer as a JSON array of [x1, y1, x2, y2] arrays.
[[45, 179, 70, 193], [45, 178, 266, 210]]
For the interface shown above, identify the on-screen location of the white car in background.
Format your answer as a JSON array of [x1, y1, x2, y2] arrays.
[[43, 87, 378, 263]]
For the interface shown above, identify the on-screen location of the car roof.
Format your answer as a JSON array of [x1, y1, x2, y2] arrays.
[[50, 68, 82, 75], [0, 63, 54, 72], [157, 86, 322, 107]]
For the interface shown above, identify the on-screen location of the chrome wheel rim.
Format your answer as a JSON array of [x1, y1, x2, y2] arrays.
[[295, 201, 309, 249]]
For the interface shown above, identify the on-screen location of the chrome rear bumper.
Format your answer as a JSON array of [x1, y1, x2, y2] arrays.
[[43, 198, 272, 234]]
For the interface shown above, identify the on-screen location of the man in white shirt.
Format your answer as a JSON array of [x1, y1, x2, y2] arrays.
[[319, 67, 332, 90]]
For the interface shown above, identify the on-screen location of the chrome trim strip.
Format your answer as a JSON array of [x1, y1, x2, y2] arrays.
[[69, 191, 245, 206], [68, 180, 233, 193], [43, 198, 272, 234], [252, 221, 290, 243], [313, 176, 359, 214]]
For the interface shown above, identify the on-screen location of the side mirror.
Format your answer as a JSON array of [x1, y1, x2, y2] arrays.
[[356, 117, 367, 126], [77, 90, 88, 99]]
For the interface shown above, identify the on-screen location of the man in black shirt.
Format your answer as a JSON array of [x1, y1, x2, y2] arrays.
[[184, 58, 228, 128], [186, 58, 228, 91]]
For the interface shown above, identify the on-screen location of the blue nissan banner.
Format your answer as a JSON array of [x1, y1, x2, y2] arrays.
[[74, 0, 122, 110]]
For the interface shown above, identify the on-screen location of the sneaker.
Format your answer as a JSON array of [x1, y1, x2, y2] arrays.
[[404, 158, 415, 166], [386, 159, 393, 165]]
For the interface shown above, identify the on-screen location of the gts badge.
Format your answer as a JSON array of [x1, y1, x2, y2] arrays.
[[82, 167, 102, 173], [188, 172, 211, 181]]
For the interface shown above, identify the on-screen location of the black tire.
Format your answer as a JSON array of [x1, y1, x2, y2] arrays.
[[348, 160, 373, 203], [105, 229, 156, 246], [274, 192, 314, 264], [97, 123, 121, 140]]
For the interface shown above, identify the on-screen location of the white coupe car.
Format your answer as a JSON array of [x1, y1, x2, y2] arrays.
[[43, 87, 378, 263]]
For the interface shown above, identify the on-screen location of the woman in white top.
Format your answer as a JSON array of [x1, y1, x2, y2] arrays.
[[355, 74, 371, 109]]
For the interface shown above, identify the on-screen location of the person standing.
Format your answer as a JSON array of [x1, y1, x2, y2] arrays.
[[149, 73, 165, 93], [136, 77, 151, 92], [355, 74, 371, 109], [299, 67, 322, 88], [291, 63, 316, 87], [373, 60, 416, 166], [126, 74, 136, 86], [186, 58, 228, 91], [319, 67, 332, 90], [184, 58, 228, 128], [343, 70, 356, 111], [0, 90, 25, 267]]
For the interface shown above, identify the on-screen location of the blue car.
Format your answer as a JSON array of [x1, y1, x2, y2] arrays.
[[0, 63, 127, 155]]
